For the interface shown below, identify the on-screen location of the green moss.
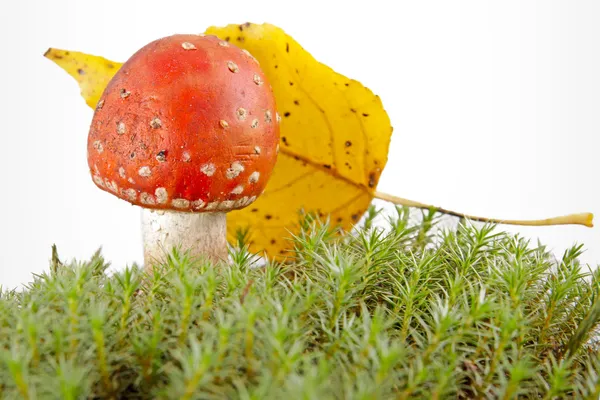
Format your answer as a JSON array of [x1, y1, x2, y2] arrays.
[[1, 207, 599, 399]]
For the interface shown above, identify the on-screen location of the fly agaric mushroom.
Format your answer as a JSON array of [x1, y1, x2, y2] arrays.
[[87, 34, 279, 266]]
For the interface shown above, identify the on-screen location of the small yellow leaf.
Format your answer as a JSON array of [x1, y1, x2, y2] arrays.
[[45, 23, 394, 259], [204, 23, 393, 258], [44, 48, 122, 109]]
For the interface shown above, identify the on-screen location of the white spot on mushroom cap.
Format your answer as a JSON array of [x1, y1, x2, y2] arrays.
[[155, 187, 168, 204], [227, 61, 239, 73], [150, 117, 162, 129], [276, 112, 282, 123], [93, 141, 103, 153], [249, 171, 260, 184], [200, 163, 216, 177], [93, 175, 104, 187], [120, 89, 130, 99], [117, 121, 126, 135], [118, 167, 126, 178], [181, 42, 197, 50], [236, 108, 247, 121], [217, 200, 235, 210], [251, 119, 259, 129], [138, 166, 151, 177], [182, 152, 191, 162], [254, 146, 261, 155], [123, 188, 137, 201], [231, 185, 244, 195], [253, 74, 263, 86], [226, 161, 244, 179], [128, 177, 135, 184], [105, 179, 119, 193], [140, 193, 156, 205], [234, 196, 249, 208], [219, 41, 229, 47], [192, 199, 206, 210], [96, 100, 105, 110], [265, 110, 272, 123], [172, 198, 190, 209], [205, 201, 219, 211], [219, 120, 229, 129]]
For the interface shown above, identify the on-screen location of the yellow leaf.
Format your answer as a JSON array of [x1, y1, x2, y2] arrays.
[[204, 23, 393, 258], [44, 48, 121, 109]]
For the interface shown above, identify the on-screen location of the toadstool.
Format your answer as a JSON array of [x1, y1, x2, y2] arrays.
[[87, 34, 279, 266]]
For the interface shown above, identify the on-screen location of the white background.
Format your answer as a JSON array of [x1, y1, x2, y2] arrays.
[[0, 0, 598, 289]]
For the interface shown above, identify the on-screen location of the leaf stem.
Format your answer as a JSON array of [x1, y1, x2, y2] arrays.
[[374, 191, 594, 227]]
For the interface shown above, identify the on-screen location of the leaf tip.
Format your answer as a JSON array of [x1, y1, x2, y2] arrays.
[[584, 213, 594, 228]]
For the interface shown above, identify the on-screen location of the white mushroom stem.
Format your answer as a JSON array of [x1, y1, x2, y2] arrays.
[[140, 209, 228, 270]]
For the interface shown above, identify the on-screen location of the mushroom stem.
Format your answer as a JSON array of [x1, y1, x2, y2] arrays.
[[140, 209, 228, 270]]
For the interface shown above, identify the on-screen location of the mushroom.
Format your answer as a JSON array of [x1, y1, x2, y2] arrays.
[[87, 34, 279, 267]]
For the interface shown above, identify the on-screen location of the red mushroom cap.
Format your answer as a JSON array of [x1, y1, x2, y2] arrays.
[[87, 34, 279, 212]]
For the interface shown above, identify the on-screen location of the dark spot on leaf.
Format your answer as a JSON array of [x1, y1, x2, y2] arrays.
[[294, 100, 300, 106], [265, 214, 273, 220], [239, 25, 244, 31], [270, 239, 276, 245], [323, 164, 331, 169], [295, 68, 299, 74], [77, 68, 85, 75], [274, 65, 278, 69], [225, 36, 231, 42], [294, 156, 300, 161], [345, 151, 350, 155], [345, 141, 352, 147], [345, 83, 350, 87], [65, 51, 70, 55], [279, 250, 286, 254], [374, 160, 379, 165], [350, 108, 356, 113], [286, 43, 290, 52], [368, 172, 376, 188], [236, 36, 244, 42], [284, 112, 291, 117], [336, 217, 343, 223], [351, 213, 359, 222], [282, 137, 288, 145], [106, 63, 115, 69], [289, 81, 294, 86], [362, 113, 370, 117]]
